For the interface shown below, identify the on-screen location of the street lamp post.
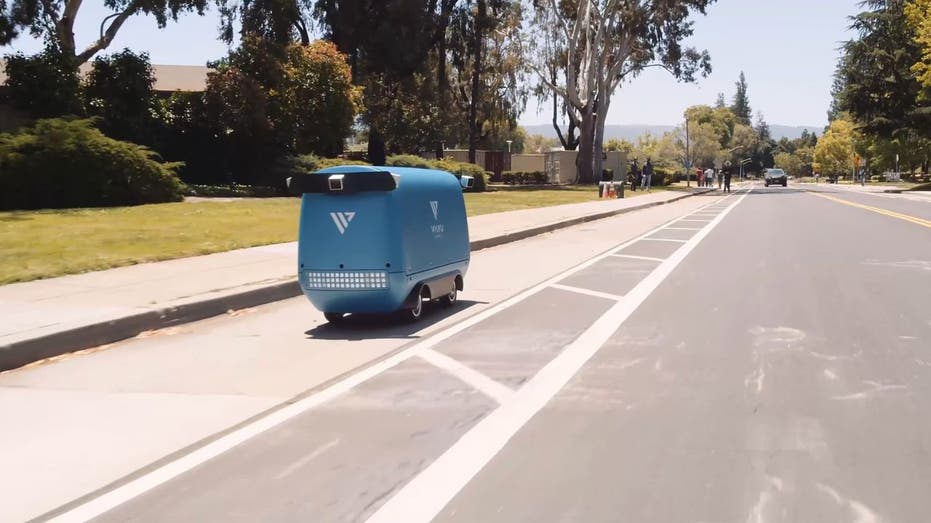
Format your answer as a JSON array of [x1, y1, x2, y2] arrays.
[[740, 158, 752, 180]]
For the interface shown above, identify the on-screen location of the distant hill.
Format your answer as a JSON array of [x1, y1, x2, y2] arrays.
[[522, 123, 822, 141]]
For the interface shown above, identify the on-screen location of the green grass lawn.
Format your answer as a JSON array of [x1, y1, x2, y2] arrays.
[[0, 185, 669, 284]]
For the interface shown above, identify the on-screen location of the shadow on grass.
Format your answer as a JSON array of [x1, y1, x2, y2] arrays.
[[0, 212, 34, 222], [304, 299, 486, 341]]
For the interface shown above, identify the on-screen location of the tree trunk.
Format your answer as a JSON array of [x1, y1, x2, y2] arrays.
[[435, 36, 448, 159], [593, 96, 608, 180], [433, 0, 454, 159], [576, 104, 595, 184], [368, 126, 387, 166], [468, 0, 487, 164]]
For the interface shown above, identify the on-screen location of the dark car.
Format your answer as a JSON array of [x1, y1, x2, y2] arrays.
[[764, 168, 788, 187]]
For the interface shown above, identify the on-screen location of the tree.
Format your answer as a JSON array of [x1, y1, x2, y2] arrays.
[[674, 121, 720, 170], [84, 49, 157, 145], [834, 0, 929, 138], [774, 151, 804, 177], [205, 37, 361, 183], [525, 133, 560, 153], [2, 44, 81, 117], [728, 123, 760, 171], [906, 0, 931, 97], [448, 0, 527, 161], [313, 0, 449, 161], [279, 40, 363, 156], [714, 92, 727, 109], [0, 0, 208, 65], [813, 117, 860, 176], [527, 0, 579, 152], [218, 0, 310, 45], [604, 137, 634, 154], [730, 71, 752, 125], [527, 0, 713, 183], [685, 104, 735, 148]]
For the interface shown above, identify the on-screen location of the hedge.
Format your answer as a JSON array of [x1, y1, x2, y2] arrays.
[[500, 171, 549, 185], [385, 154, 434, 169], [0, 118, 185, 210], [281, 154, 487, 192]]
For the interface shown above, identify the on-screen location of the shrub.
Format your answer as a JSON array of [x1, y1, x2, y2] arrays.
[[0, 118, 184, 210], [651, 168, 671, 187], [385, 154, 433, 169], [431, 158, 488, 192], [183, 184, 285, 198], [3, 46, 82, 118], [289, 154, 370, 173], [500, 170, 548, 185]]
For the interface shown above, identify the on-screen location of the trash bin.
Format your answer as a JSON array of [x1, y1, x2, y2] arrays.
[[287, 165, 472, 323]]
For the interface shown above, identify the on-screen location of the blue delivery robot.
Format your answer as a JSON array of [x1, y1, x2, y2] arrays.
[[288, 165, 473, 323]]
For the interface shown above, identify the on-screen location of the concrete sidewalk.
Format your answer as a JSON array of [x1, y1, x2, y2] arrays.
[[0, 188, 710, 371]]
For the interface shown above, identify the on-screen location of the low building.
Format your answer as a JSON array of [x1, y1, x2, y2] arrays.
[[0, 60, 211, 132]]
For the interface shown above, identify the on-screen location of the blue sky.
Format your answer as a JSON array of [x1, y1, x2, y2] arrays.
[[1, 0, 859, 127]]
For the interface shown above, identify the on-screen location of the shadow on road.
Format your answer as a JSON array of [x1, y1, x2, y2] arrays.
[[304, 299, 485, 341]]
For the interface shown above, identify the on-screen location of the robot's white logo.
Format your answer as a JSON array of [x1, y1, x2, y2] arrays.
[[429, 201, 444, 233], [330, 211, 355, 234]]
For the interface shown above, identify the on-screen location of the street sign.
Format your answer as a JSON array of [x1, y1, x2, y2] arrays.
[[854, 154, 861, 169]]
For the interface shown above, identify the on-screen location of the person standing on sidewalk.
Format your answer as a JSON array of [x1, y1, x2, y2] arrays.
[[641, 158, 654, 191]]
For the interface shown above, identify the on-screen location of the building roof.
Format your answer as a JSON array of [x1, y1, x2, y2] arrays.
[[0, 59, 211, 92]]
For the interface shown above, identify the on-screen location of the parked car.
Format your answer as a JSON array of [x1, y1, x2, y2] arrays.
[[764, 168, 788, 187]]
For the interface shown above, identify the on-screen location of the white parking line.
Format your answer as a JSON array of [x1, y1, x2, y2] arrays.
[[549, 283, 625, 302], [46, 192, 736, 523], [415, 349, 515, 404], [641, 237, 687, 243], [610, 254, 664, 262], [364, 188, 753, 523]]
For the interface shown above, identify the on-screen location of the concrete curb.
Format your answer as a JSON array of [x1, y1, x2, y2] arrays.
[[0, 189, 712, 372]]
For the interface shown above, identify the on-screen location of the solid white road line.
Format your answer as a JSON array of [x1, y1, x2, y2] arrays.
[[415, 348, 515, 405], [549, 283, 625, 302], [46, 347, 416, 523], [46, 191, 736, 523], [641, 237, 687, 243], [610, 254, 665, 262], [364, 188, 753, 523]]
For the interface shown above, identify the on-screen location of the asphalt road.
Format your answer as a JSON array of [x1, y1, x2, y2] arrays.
[[27, 183, 931, 522]]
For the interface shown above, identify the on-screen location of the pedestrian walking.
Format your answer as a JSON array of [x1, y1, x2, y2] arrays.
[[704, 167, 713, 188], [641, 158, 654, 191], [698, 169, 705, 188], [724, 166, 732, 193]]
